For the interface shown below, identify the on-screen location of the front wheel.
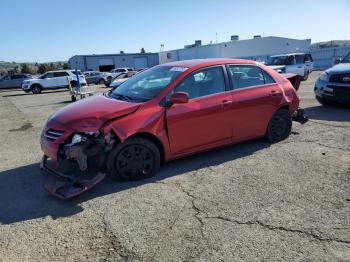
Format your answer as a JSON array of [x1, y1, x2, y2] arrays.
[[107, 137, 160, 181], [31, 85, 42, 94], [266, 108, 292, 143]]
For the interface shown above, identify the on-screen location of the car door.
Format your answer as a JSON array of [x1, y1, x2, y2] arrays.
[[0, 76, 12, 88], [227, 65, 282, 140], [166, 66, 233, 155], [84, 72, 92, 83], [91, 72, 100, 83], [286, 55, 304, 76], [40, 72, 56, 88], [304, 54, 313, 72], [11, 74, 26, 88], [54, 72, 69, 87]]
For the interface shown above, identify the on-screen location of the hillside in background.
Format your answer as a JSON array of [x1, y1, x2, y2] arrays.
[[0, 61, 69, 75]]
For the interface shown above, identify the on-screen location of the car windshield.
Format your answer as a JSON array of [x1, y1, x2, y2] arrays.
[[266, 56, 294, 66], [108, 66, 186, 102], [341, 53, 350, 63]]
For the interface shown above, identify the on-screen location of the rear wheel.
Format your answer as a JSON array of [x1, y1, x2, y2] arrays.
[[107, 137, 160, 181], [31, 84, 42, 94], [98, 79, 105, 85], [266, 108, 292, 143]]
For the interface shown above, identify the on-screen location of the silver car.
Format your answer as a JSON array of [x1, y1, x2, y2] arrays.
[[0, 74, 32, 89], [83, 71, 109, 85]]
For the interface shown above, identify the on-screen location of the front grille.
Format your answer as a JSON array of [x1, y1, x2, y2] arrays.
[[329, 73, 350, 84], [44, 129, 64, 141]]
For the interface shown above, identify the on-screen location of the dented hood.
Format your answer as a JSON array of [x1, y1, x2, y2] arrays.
[[49, 94, 140, 131]]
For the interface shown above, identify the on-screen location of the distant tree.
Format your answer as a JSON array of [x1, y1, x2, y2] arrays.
[[140, 48, 146, 53], [63, 63, 70, 70], [14, 65, 20, 73], [49, 62, 55, 71], [38, 63, 50, 74], [20, 63, 31, 74], [120, 51, 124, 54], [0, 68, 7, 76]]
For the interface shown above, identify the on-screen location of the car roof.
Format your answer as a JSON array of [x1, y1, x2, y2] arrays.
[[160, 58, 257, 69], [270, 53, 308, 57]]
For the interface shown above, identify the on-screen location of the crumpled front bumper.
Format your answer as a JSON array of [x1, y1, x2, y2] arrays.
[[40, 155, 105, 200]]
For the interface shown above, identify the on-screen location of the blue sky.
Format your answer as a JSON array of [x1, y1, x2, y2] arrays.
[[0, 0, 349, 62]]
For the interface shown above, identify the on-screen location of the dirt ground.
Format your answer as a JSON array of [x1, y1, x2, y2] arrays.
[[0, 71, 349, 261]]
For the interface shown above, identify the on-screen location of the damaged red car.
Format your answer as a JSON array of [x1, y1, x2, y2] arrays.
[[41, 59, 306, 185]]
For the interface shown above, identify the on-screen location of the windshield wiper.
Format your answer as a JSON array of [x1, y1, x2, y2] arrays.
[[108, 91, 135, 102]]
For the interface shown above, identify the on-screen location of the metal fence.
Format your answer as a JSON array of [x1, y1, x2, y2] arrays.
[[311, 45, 350, 70]]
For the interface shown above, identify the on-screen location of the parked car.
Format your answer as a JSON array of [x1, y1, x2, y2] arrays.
[[84, 71, 109, 85], [0, 74, 32, 89], [109, 72, 135, 88], [22, 70, 87, 94], [40, 59, 306, 182], [266, 53, 314, 80], [314, 52, 350, 105], [110, 67, 134, 78]]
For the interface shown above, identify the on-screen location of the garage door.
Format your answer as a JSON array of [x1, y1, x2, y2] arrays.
[[99, 58, 114, 66], [134, 57, 148, 69]]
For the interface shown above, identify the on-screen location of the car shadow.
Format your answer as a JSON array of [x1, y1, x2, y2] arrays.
[[0, 88, 22, 93], [305, 105, 350, 122], [0, 139, 270, 224], [2, 90, 68, 98]]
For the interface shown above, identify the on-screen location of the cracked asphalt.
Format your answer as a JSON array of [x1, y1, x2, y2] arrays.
[[0, 71, 349, 261]]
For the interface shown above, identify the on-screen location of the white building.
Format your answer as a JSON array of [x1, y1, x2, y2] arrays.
[[159, 36, 311, 64], [69, 53, 159, 72]]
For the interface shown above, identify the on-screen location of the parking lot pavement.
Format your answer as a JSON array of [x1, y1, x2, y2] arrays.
[[0, 74, 349, 261]]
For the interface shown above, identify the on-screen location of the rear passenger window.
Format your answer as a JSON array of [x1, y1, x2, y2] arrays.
[[228, 65, 265, 89], [229, 66, 276, 89], [55, 72, 69, 77], [176, 66, 225, 99]]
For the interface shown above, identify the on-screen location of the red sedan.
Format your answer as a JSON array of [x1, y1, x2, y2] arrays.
[[41, 59, 305, 182]]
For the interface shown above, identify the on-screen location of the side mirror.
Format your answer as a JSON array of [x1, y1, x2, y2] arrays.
[[334, 58, 341, 65], [169, 92, 189, 105]]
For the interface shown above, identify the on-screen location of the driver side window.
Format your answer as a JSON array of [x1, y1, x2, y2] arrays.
[[175, 66, 225, 99]]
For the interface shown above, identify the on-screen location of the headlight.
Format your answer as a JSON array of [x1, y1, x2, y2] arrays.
[[66, 134, 84, 147], [319, 72, 329, 81]]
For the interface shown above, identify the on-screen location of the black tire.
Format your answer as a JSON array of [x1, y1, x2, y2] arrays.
[[266, 108, 292, 143], [71, 95, 76, 102], [31, 84, 42, 94], [303, 71, 309, 81], [107, 137, 160, 181], [98, 79, 105, 85]]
